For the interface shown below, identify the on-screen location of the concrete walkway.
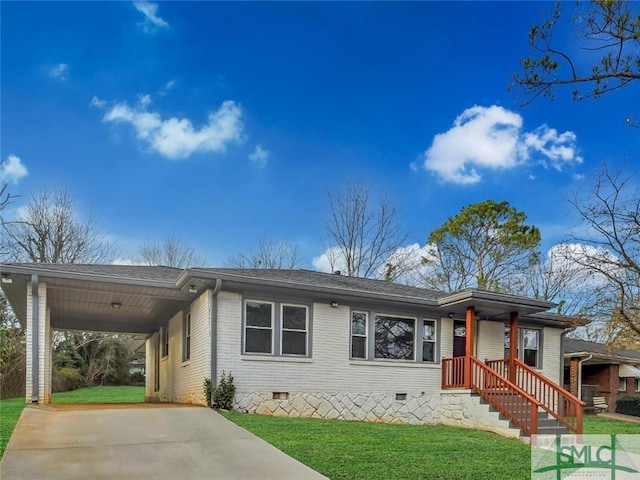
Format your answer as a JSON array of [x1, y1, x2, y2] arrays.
[[0, 404, 328, 480]]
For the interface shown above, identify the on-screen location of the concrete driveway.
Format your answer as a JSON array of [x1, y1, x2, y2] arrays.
[[0, 404, 328, 480]]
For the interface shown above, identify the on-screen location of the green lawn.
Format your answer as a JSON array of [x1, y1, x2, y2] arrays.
[[224, 411, 531, 480], [0, 397, 26, 459], [223, 412, 640, 480], [51, 385, 145, 404]]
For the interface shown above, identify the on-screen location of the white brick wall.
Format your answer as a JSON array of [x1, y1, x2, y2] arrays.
[[25, 281, 49, 404], [476, 320, 505, 361], [217, 292, 443, 396], [541, 327, 562, 385], [145, 291, 211, 405]]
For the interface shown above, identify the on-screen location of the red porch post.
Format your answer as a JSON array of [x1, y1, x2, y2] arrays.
[[509, 311, 518, 384], [464, 306, 475, 389]]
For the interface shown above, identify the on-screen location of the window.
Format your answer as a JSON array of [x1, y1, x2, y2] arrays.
[[374, 315, 415, 360], [351, 311, 368, 359], [162, 325, 169, 357], [522, 329, 539, 368], [504, 327, 541, 368], [245, 301, 273, 354], [281, 304, 308, 355], [183, 312, 191, 361], [619, 378, 627, 391], [636, 379, 640, 392], [422, 320, 436, 362]]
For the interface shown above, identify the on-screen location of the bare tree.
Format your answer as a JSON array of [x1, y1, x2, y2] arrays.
[[322, 183, 409, 279], [227, 238, 301, 269], [564, 164, 640, 343], [511, 0, 640, 107], [0, 157, 20, 227], [1, 187, 116, 263], [137, 235, 206, 268]]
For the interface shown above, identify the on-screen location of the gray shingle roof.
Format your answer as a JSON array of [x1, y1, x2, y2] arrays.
[[1, 263, 183, 284], [191, 268, 447, 301], [563, 338, 640, 361]]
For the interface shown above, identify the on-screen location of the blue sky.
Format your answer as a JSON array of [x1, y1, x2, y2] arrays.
[[2, 1, 638, 269]]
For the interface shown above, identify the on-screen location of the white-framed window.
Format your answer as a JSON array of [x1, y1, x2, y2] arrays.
[[635, 379, 640, 392], [504, 327, 542, 368], [281, 304, 308, 356], [522, 329, 539, 367], [422, 320, 436, 363], [619, 378, 627, 391], [244, 300, 274, 354], [351, 311, 368, 359], [183, 311, 191, 362], [374, 314, 416, 360], [162, 325, 169, 357]]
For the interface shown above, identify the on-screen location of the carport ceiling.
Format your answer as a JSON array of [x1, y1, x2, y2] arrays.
[[47, 279, 191, 333], [1, 265, 195, 334]]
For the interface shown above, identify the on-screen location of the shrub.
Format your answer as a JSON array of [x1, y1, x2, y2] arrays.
[[615, 395, 640, 416], [212, 371, 236, 410], [129, 371, 145, 385], [52, 366, 84, 392], [203, 377, 213, 407]]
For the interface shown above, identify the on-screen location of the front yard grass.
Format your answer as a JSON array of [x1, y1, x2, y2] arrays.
[[224, 412, 640, 480], [224, 411, 531, 480], [0, 397, 25, 459]]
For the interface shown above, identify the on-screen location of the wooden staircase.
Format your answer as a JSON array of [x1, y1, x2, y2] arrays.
[[442, 356, 584, 436]]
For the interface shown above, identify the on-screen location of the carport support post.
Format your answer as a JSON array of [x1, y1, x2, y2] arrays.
[[509, 312, 518, 384], [26, 276, 50, 404], [464, 306, 475, 389]]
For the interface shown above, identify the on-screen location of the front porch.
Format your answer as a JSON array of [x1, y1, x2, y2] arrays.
[[440, 306, 584, 436]]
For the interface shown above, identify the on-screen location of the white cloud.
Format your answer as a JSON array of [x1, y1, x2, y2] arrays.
[[312, 247, 347, 274], [312, 243, 438, 285], [112, 258, 147, 266], [48, 63, 69, 81], [138, 94, 152, 108], [0, 154, 28, 184], [90, 96, 106, 108], [547, 243, 619, 287], [159, 80, 176, 96], [249, 145, 269, 167], [422, 105, 582, 185], [133, 1, 168, 33], [102, 96, 243, 160]]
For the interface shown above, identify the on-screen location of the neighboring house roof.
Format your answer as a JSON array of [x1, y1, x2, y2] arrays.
[[563, 338, 640, 363]]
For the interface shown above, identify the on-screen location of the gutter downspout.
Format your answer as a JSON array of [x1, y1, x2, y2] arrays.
[[31, 275, 39, 403], [209, 279, 222, 388], [577, 354, 593, 401]]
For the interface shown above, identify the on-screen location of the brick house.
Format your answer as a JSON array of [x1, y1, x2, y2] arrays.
[[2, 263, 583, 437], [563, 338, 640, 411]]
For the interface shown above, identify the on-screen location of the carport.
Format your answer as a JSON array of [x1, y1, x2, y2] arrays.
[[0, 263, 197, 404]]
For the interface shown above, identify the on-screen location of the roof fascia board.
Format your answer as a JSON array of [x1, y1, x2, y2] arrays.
[[438, 289, 556, 311], [1, 264, 177, 290]]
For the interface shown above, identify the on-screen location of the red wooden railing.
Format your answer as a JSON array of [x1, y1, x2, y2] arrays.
[[441, 357, 466, 388], [485, 358, 584, 434], [469, 357, 539, 435]]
